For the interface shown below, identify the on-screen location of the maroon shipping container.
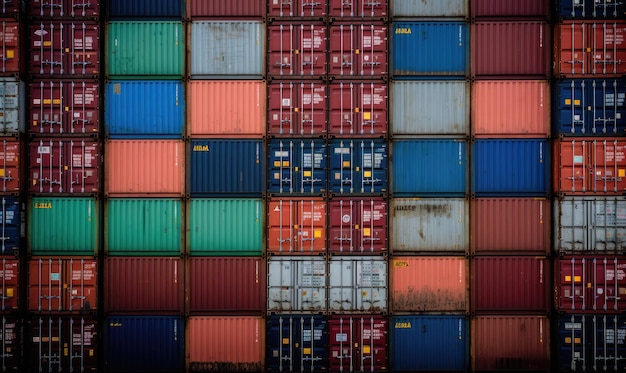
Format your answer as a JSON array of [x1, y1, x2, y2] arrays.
[[105, 257, 183, 313], [30, 80, 100, 134], [186, 0, 266, 18], [268, 0, 326, 18], [555, 256, 626, 312], [328, 315, 387, 372], [267, 80, 327, 137], [29, 138, 101, 194], [471, 0, 551, 18], [329, 81, 388, 137], [328, 23, 388, 78], [0, 258, 19, 311], [0, 138, 23, 194], [267, 197, 327, 254], [267, 23, 327, 78], [472, 256, 550, 313], [29, 21, 100, 77], [0, 20, 22, 75], [30, 0, 99, 18], [188, 257, 266, 314], [328, 0, 387, 19], [471, 21, 551, 78], [328, 197, 387, 254]]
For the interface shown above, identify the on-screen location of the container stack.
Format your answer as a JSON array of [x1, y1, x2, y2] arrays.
[[552, 1, 626, 371]]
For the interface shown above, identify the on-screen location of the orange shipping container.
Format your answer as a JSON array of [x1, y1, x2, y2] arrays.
[[267, 197, 327, 254]]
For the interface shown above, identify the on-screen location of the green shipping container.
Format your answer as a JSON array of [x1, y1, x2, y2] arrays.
[[106, 21, 184, 79], [187, 198, 263, 256], [106, 198, 183, 256], [28, 197, 100, 256]]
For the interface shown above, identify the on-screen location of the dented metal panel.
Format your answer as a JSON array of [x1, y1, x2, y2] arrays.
[[328, 257, 387, 313], [328, 197, 387, 254], [267, 256, 326, 312]]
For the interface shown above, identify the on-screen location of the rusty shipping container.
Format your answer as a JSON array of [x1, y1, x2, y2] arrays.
[[328, 257, 387, 313], [186, 0, 266, 19], [267, 197, 326, 255], [328, 23, 388, 78], [328, 197, 387, 254], [0, 20, 22, 75], [267, 23, 327, 78], [471, 0, 550, 18], [30, 0, 99, 17], [0, 258, 19, 311], [329, 81, 387, 137], [0, 138, 23, 194], [328, 315, 387, 372], [267, 80, 327, 137], [267, 256, 326, 313], [328, 0, 387, 19], [268, 0, 326, 18]]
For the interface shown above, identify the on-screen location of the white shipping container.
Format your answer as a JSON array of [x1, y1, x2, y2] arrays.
[[267, 256, 326, 313], [0, 78, 25, 135], [328, 257, 387, 313]]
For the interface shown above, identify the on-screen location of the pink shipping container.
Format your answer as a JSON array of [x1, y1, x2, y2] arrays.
[[30, 0, 99, 18], [0, 138, 23, 194], [472, 316, 550, 372], [105, 140, 185, 197], [391, 256, 468, 312], [328, 23, 388, 78], [267, 23, 327, 78], [267, 80, 327, 137], [268, 0, 326, 18], [471, 198, 551, 255], [105, 257, 183, 313], [0, 258, 19, 311], [471, 0, 551, 18], [328, 0, 387, 19], [186, 0, 266, 19], [0, 20, 22, 75], [328, 81, 388, 137], [188, 80, 265, 138], [187, 316, 265, 372], [328, 197, 387, 254], [267, 197, 327, 254], [328, 315, 387, 372], [472, 257, 550, 313], [471, 80, 550, 138]]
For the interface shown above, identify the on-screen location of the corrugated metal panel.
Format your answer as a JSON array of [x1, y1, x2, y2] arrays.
[[328, 197, 387, 254], [329, 81, 388, 137], [0, 20, 22, 75], [105, 316, 184, 373], [328, 315, 387, 372], [268, 0, 327, 19], [391, 80, 469, 136], [267, 256, 326, 312], [0, 259, 19, 311], [391, 22, 469, 76], [328, 23, 388, 78], [328, 257, 387, 312], [0, 139, 23, 194], [558, 0, 626, 19], [108, 0, 183, 18], [391, 316, 469, 372], [267, 23, 327, 78], [472, 139, 550, 196], [186, 0, 266, 18], [0, 196, 20, 255], [391, 0, 468, 17], [1, 1, 22, 16], [106, 21, 184, 79], [391, 139, 468, 197], [266, 315, 327, 373], [0, 78, 25, 135], [328, 139, 388, 195], [30, 0, 99, 17], [105, 80, 185, 138], [471, 0, 550, 18], [267, 139, 327, 195], [268, 80, 328, 137], [189, 139, 264, 196], [267, 198, 326, 254], [190, 21, 264, 78], [554, 197, 626, 254], [0, 317, 21, 370], [187, 316, 265, 372], [28, 197, 99, 256], [328, 0, 387, 18], [472, 80, 551, 138], [187, 80, 265, 138], [188, 198, 263, 256], [105, 198, 183, 256]]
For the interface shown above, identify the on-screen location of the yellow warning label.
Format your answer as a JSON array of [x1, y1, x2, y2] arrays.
[[314, 230, 321, 238], [65, 48, 69, 53], [363, 345, 371, 354], [565, 337, 571, 343], [565, 275, 571, 282], [363, 228, 371, 236], [6, 288, 12, 297], [65, 107, 69, 112], [304, 348, 311, 355], [282, 161, 290, 167], [273, 161, 281, 167], [355, 108, 359, 113], [0, 170, 4, 177], [364, 171, 372, 178], [53, 99, 61, 105], [6, 50, 13, 59], [43, 99, 51, 105], [43, 41, 52, 47], [282, 338, 289, 345], [587, 283, 592, 288], [575, 338, 581, 344], [574, 276, 581, 282], [304, 170, 312, 177], [363, 112, 371, 120], [294, 107, 299, 112], [574, 100, 581, 105], [565, 99, 571, 105], [619, 169, 625, 178], [394, 260, 409, 267], [64, 348, 68, 356], [343, 161, 350, 167], [33, 121, 38, 126], [89, 349, 94, 357]]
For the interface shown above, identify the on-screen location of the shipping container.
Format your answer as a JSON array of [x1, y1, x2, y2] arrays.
[[0, 21, 22, 75], [0, 258, 19, 310], [328, 315, 387, 372], [391, 315, 469, 372], [391, 139, 468, 197], [472, 316, 550, 372], [471, 198, 551, 254], [105, 257, 183, 313], [188, 139, 264, 196], [329, 81, 388, 137], [267, 256, 326, 312], [105, 80, 184, 138], [268, 0, 326, 18], [189, 258, 266, 313], [266, 315, 327, 373], [472, 257, 550, 313], [186, 0, 266, 19], [328, 257, 387, 313], [105, 139, 185, 197], [328, 0, 387, 19], [28, 197, 99, 256], [0, 196, 20, 255], [190, 21, 264, 78], [328, 23, 387, 78], [471, 0, 550, 18], [187, 316, 265, 373], [267, 198, 326, 254], [268, 139, 327, 195], [105, 198, 183, 256], [108, 0, 183, 18], [472, 139, 550, 196], [328, 197, 387, 254], [106, 21, 184, 79], [105, 316, 184, 373], [30, 0, 99, 17], [554, 197, 626, 254], [391, 0, 467, 18], [328, 139, 387, 195], [29, 138, 101, 194], [554, 138, 626, 195], [558, 0, 626, 19], [472, 80, 551, 138], [0, 78, 25, 135], [268, 80, 327, 137], [391, 21, 468, 76], [0, 1, 22, 16], [28, 316, 97, 373], [553, 79, 626, 136], [188, 80, 265, 138], [0, 316, 21, 371], [391, 80, 469, 136], [0, 139, 22, 194], [267, 23, 327, 78]]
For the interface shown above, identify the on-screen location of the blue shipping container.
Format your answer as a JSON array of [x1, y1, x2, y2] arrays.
[[553, 79, 626, 136], [105, 81, 185, 138], [472, 139, 550, 196], [558, 0, 625, 19], [0, 196, 19, 255], [391, 315, 469, 372], [329, 139, 388, 195], [267, 315, 327, 373], [391, 139, 468, 197], [391, 22, 469, 76], [189, 139, 265, 196], [268, 139, 327, 195], [105, 316, 184, 373], [108, 0, 184, 18]]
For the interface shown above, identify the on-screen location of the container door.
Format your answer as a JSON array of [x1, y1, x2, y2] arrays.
[[267, 199, 296, 253], [329, 316, 387, 372], [268, 140, 296, 194], [267, 315, 327, 373], [298, 199, 326, 253], [557, 257, 587, 311], [29, 259, 63, 312], [0, 79, 22, 134], [558, 22, 588, 77], [359, 24, 387, 77], [555, 80, 587, 135], [591, 139, 626, 194], [0, 197, 20, 254], [0, 259, 18, 311], [30, 317, 63, 373], [328, 258, 387, 312], [330, 198, 387, 254], [67, 22, 100, 77], [67, 80, 100, 134], [0, 139, 21, 195], [0, 316, 21, 370], [268, 82, 296, 136], [590, 257, 626, 312], [557, 139, 590, 194], [559, 315, 588, 372], [591, 198, 626, 252], [66, 139, 100, 194], [299, 24, 327, 79], [590, 22, 626, 76], [360, 140, 387, 194], [66, 258, 97, 312], [30, 81, 64, 135], [0, 22, 20, 74], [592, 315, 626, 372], [30, 22, 66, 76], [70, 0, 100, 17], [267, 257, 326, 312], [589, 79, 626, 135], [298, 82, 327, 136]]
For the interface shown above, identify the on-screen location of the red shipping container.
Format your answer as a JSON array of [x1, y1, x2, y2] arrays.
[[328, 315, 387, 372], [105, 257, 183, 313], [328, 81, 388, 137], [186, 0, 266, 19], [268, 0, 326, 18], [471, 0, 551, 18], [267, 80, 327, 137], [555, 256, 626, 312], [0, 258, 19, 311], [328, 23, 388, 78], [328, 197, 387, 254], [0, 138, 23, 194], [554, 138, 626, 195], [30, 0, 99, 18], [0, 2, 21, 16], [267, 23, 327, 78], [267, 197, 326, 254], [30, 138, 101, 194], [0, 20, 22, 75], [472, 256, 550, 313], [328, 0, 387, 19], [188, 257, 266, 313]]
